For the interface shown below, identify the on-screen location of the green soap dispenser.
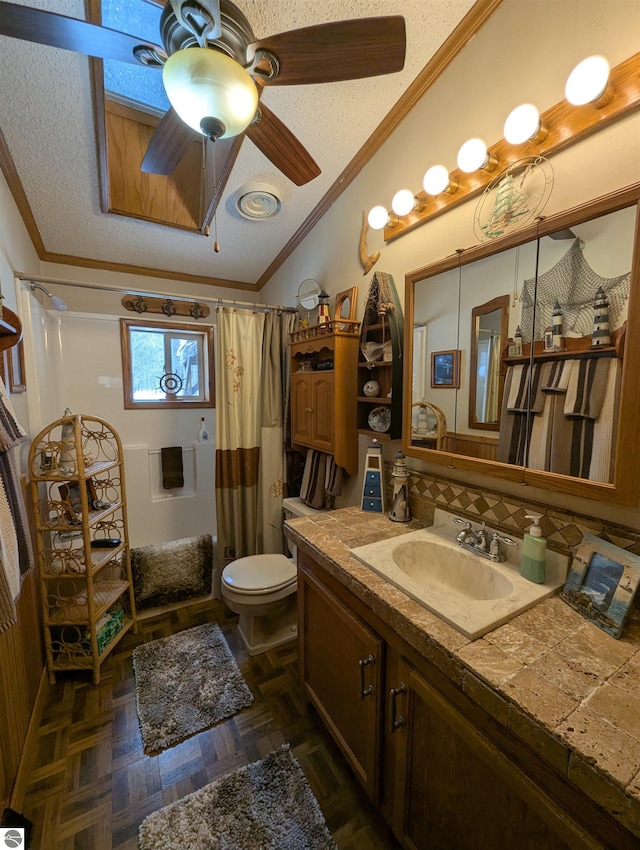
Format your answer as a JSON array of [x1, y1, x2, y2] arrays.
[[520, 514, 546, 584]]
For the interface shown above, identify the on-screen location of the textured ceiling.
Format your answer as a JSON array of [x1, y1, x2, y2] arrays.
[[0, 0, 479, 288]]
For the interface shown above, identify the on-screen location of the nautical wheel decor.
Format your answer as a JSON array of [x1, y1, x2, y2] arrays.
[[474, 156, 554, 242], [158, 371, 183, 399]]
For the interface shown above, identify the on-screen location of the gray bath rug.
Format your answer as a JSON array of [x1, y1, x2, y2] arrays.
[[130, 534, 213, 610], [132, 621, 253, 755], [139, 745, 338, 850]]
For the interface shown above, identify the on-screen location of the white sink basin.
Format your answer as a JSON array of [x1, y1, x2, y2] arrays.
[[392, 539, 514, 601], [350, 510, 569, 639]]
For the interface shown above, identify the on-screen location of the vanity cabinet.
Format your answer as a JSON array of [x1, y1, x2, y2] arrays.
[[298, 562, 383, 800], [28, 413, 137, 685], [297, 549, 639, 850], [390, 658, 575, 849], [289, 321, 360, 474]]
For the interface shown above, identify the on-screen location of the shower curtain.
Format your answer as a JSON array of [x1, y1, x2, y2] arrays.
[[215, 306, 294, 567], [257, 310, 296, 554], [485, 332, 500, 424]]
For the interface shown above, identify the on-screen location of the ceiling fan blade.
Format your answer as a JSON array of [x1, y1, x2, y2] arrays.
[[0, 1, 166, 65], [247, 17, 405, 86], [141, 108, 198, 175], [246, 103, 320, 186]]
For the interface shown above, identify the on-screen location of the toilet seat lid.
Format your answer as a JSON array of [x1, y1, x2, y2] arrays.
[[222, 553, 296, 593]]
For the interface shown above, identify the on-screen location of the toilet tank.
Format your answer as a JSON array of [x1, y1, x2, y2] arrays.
[[282, 497, 326, 557], [282, 497, 326, 520]]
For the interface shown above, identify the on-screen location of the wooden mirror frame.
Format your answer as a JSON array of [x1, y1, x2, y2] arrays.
[[402, 183, 640, 506], [468, 295, 509, 431], [334, 286, 358, 322]]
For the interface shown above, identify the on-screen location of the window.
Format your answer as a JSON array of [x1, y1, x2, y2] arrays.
[[120, 319, 214, 409], [102, 0, 169, 113]]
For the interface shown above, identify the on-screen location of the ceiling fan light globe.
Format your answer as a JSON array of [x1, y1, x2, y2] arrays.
[[162, 48, 258, 139]]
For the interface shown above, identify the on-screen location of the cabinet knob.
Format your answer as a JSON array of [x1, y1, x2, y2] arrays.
[[389, 682, 407, 732], [358, 654, 375, 699]]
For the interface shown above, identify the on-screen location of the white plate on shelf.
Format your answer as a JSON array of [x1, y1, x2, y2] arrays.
[[368, 406, 391, 432]]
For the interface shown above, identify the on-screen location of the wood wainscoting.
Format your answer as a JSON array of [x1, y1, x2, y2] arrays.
[[0, 565, 45, 812], [443, 432, 498, 462]]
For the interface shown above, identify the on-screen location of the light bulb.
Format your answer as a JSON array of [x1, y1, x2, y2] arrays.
[[423, 165, 453, 195], [391, 189, 417, 216], [367, 205, 390, 230], [565, 55, 610, 106], [504, 104, 546, 144], [457, 138, 494, 173]]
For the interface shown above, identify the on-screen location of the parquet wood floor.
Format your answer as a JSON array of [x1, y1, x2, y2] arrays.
[[19, 599, 401, 850]]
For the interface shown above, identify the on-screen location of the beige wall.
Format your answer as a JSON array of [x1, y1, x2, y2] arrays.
[[261, 0, 640, 528]]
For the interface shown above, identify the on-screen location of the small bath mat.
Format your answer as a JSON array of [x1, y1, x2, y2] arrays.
[[132, 621, 253, 755], [139, 745, 338, 850]]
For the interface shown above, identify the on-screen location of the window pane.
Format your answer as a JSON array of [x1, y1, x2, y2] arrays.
[[130, 329, 167, 400], [171, 336, 202, 399]]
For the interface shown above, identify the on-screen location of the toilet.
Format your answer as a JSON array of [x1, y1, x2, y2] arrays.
[[221, 497, 324, 655]]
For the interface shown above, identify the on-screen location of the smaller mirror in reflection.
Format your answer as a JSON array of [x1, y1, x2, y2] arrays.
[[469, 295, 509, 430]]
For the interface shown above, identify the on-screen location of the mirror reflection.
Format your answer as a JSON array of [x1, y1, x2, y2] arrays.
[[297, 279, 321, 311], [408, 202, 636, 486], [469, 295, 509, 430]]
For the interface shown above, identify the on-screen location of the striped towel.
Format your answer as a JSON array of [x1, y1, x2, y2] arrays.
[[564, 357, 611, 419], [541, 359, 570, 394], [507, 362, 549, 414]]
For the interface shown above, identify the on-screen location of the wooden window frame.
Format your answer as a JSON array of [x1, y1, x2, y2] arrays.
[[120, 318, 214, 410]]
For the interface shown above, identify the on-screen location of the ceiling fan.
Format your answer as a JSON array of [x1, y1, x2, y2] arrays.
[[0, 0, 406, 192]]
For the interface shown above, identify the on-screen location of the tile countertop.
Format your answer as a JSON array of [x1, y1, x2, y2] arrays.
[[285, 506, 640, 839]]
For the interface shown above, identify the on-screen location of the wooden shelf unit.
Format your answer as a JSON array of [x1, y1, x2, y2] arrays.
[[290, 321, 360, 475], [357, 318, 403, 440], [503, 326, 625, 365]]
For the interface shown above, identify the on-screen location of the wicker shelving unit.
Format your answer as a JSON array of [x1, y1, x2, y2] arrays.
[[28, 413, 137, 684]]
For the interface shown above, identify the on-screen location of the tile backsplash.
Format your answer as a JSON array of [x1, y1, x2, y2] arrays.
[[385, 464, 640, 560]]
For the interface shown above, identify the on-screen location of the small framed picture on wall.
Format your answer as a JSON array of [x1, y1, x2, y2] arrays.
[[431, 349, 460, 388]]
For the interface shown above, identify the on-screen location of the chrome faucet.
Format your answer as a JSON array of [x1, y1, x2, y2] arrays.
[[452, 518, 515, 562]]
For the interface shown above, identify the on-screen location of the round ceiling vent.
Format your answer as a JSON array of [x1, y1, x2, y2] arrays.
[[235, 183, 282, 220]]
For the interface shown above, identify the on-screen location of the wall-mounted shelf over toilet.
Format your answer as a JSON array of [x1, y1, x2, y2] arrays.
[[289, 322, 360, 475]]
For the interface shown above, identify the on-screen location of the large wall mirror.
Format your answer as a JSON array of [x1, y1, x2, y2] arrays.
[[403, 185, 640, 505]]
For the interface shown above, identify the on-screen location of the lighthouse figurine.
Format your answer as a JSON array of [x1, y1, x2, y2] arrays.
[[591, 287, 611, 347], [552, 301, 564, 351], [389, 451, 411, 523]]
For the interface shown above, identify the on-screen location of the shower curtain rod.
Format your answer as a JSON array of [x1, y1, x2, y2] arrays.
[[16, 272, 297, 314]]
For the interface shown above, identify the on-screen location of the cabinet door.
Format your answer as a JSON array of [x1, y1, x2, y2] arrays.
[[299, 564, 382, 801], [291, 373, 312, 445], [310, 373, 334, 452], [393, 659, 593, 850]]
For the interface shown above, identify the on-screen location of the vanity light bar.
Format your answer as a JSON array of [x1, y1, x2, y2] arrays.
[[375, 51, 640, 243]]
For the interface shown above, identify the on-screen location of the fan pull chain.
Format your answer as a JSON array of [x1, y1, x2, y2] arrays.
[[201, 136, 220, 253], [212, 146, 220, 253], [200, 134, 206, 227]]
